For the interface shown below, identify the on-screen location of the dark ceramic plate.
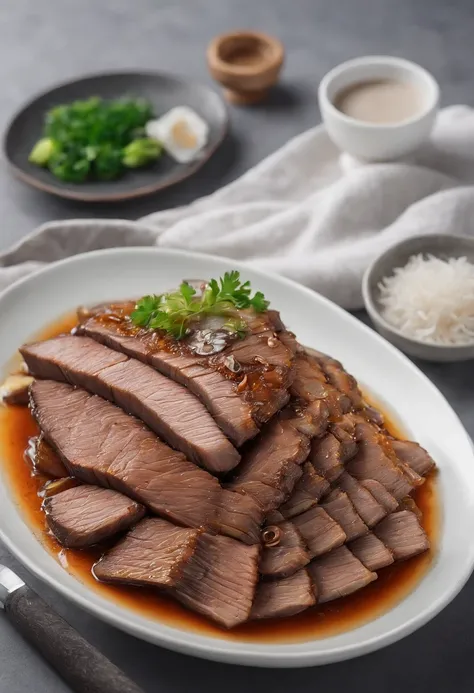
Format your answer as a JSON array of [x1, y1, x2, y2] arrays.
[[3, 71, 228, 202]]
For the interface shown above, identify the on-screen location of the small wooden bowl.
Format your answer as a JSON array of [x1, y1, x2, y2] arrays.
[[207, 31, 284, 105]]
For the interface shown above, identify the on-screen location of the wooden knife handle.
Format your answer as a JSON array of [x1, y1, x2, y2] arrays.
[[6, 585, 145, 693]]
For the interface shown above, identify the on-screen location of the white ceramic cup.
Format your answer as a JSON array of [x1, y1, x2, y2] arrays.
[[318, 55, 439, 162]]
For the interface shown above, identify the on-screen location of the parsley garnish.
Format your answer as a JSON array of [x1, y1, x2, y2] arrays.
[[130, 271, 269, 340]]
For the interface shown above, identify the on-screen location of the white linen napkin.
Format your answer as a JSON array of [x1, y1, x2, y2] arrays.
[[2, 105, 474, 309]]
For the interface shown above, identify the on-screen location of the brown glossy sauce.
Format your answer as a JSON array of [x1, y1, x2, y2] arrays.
[[0, 312, 439, 643]]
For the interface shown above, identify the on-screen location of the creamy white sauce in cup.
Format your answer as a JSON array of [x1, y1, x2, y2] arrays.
[[318, 56, 439, 162]]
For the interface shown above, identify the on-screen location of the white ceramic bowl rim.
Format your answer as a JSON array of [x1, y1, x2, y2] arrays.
[[318, 55, 440, 130], [0, 246, 473, 668], [362, 233, 474, 352]]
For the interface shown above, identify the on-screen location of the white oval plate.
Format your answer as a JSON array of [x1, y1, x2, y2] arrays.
[[0, 247, 473, 668]]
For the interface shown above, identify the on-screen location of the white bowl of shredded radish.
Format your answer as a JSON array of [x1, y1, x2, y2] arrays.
[[363, 234, 474, 361]]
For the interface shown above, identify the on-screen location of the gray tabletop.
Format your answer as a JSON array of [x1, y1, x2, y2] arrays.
[[1, 1, 474, 691]]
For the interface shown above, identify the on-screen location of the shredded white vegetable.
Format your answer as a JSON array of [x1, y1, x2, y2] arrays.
[[378, 253, 474, 345]]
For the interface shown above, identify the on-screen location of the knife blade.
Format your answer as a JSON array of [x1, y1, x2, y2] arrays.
[[0, 564, 145, 693]]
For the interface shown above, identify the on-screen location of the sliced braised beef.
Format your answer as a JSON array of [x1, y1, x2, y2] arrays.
[[329, 414, 358, 462], [94, 518, 200, 587], [22, 333, 127, 385], [279, 463, 329, 519], [221, 309, 296, 368], [322, 489, 368, 541], [291, 352, 350, 420], [21, 336, 240, 474], [355, 421, 424, 488], [354, 419, 431, 483], [44, 485, 145, 548], [265, 509, 285, 524], [391, 440, 435, 477], [308, 545, 377, 603], [397, 460, 425, 487], [325, 363, 364, 411], [29, 435, 68, 478], [31, 380, 262, 543], [337, 472, 387, 527], [228, 412, 310, 513], [290, 352, 328, 402], [298, 400, 330, 439], [251, 569, 315, 620], [216, 490, 264, 545], [360, 479, 398, 513], [304, 348, 365, 410], [347, 423, 414, 500], [363, 405, 385, 427], [374, 510, 430, 560], [309, 433, 344, 483], [32, 380, 219, 525], [96, 517, 259, 628], [349, 533, 394, 571], [20, 293, 437, 627], [259, 521, 310, 578], [81, 305, 295, 446], [194, 309, 296, 427], [398, 496, 423, 518], [173, 532, 260, 628], [292, 506, 346, 558], [229, 350, 342, 517], [81, 320, 257, 447]]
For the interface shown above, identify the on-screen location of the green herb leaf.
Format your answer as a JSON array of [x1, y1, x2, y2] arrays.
[[30, 96, 161, 183], [204, 271, 269, 312], [179, 281, 197, 304], [130, 294, 162, 327], [249, 291, 269, 312], [130, 273, 269, 340]]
